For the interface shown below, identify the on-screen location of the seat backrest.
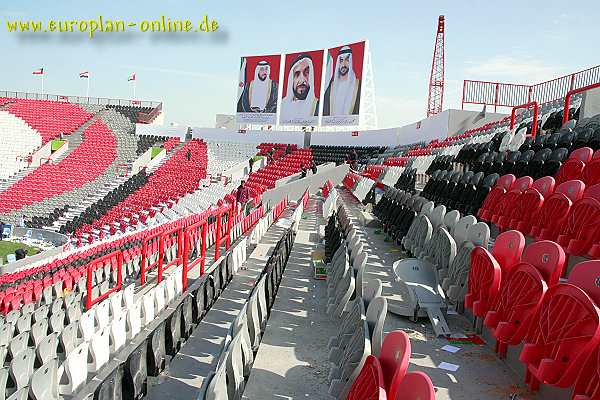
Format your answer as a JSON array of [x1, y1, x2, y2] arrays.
[[569, 260, 600, 305], [513, 176, 533, 192], [497, 174, 516, 190], [429, 205, 446, 229], [491, 230, 525, 276], [521, 240, 566, 287], [452, 215, 477, 246], [571, 146, 594, 163], [555, 179, 586, 202], [584, 183, 600, 201], [531, 176, 555, 198], [420, 201, 434, 218], [443, 210, 460, 234], [379, 330, 411, 400], [467, 222, 490, 248], [29, 357, 59, 400], [392, 371, 435, 400], [346, 355, 386, 400], [365, 297, 387, 357]]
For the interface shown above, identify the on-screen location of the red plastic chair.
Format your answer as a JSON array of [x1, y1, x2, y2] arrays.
[[478, 174, 516, 221], [484, 241, 566, 357], [557, 197, 600, 256], [379, 331, 411, 399], [572, 342, 600, 400], [492, 176, 534, 229], [530, 180, 585, 240], [520, 260, 600, 391], [347, 355, 387, 400], [392, 372, 435, 400]]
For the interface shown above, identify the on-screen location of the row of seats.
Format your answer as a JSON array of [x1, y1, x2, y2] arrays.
[[311, 145, 385, 166], [323, 191, 435, 399], [202, 227, 295, 399]]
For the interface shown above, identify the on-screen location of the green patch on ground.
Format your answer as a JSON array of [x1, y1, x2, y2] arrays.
[[0, 241, 40, 264], [51, 140, 66, 152], [151, 147, 163, 159], [252, 155, 264, 162]]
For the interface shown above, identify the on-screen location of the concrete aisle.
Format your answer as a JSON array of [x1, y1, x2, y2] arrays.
[[243, 198, 338, 400]]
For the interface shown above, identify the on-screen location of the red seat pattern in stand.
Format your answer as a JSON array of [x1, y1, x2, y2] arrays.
[[529, 180, 585, 240], [557, 192, 600, 257], [484, 241, 566, 357], [520, 260, 600, 391], [163, 137, 180, 152], [508, 176, 555, 233], [478, 174, 516, 221], [392, 372, 435, 400], [343, 172, 361, 190], [490, 176, 533, 227], [556, 147, 594, 184], [346, 355, 387, 400], [465, 230, 525, 318], [581, 151, 600, 187], [3, 98, 93, 143], [245, 148, 312, 198], [363, 165, 385, 181], [77, 139, 207, 235], [0, 119, 116, 213]]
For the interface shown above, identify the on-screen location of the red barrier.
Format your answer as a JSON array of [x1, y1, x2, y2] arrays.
[[563, 82, 600, 125], [140, 230, 162, 285], [510, 102, 539, 137], [272, 198, 288, 221], [243, 205, 265, 233], [157, 225, 183, 284], [182, 219, 208, 290], [213, 205, 233, 261], [301, 189, 309, 208], [86, 250, 123, 310]]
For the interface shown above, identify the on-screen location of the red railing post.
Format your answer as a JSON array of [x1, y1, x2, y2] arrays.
[[494, 83, 500, 113], [563, 82, 600, 125], [201, 222, 208, 273], [157, 226, 183, 284], [214, 209, 222, 261], [182, 219, 207, 291], [510, 101, 539, 137], [226, 207, 233, 250], [86, 251, 123, 311]]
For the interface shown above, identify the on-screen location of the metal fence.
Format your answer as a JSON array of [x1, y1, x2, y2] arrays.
[[462, 65, 600, 111], [0, 90, 161, 109]]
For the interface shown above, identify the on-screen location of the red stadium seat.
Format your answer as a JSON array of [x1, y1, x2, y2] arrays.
[[530, 180, 585, 240], [520, 260, 600, 391], [484, 241, 566, 356], [478, 174, 516, 221], [392, 372, 435, 400], [379, 331, 411, 399], [347, 355, 387, 400]]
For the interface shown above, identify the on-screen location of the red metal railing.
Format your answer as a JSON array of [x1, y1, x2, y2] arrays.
[[140, 231, 162, 285], [510, 102, 539, 137], [462, 65, 600, 111], [272, 198, 288, 221], [157, 225, 183, 284], [242, 205, 265, 233], [182, 219, 208, 290], [563, 82, 600, 125], [86, 250, 123, 310]]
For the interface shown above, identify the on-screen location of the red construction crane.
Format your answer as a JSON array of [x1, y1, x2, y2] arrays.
[[427, 15, 445, 118]]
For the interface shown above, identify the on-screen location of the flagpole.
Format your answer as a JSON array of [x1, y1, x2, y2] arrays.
[[133, 79, 136, 99], [86, 77, 90, 98], [41, 74, 44, 94]]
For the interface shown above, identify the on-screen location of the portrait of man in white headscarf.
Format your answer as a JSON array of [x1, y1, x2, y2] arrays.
[[237, 60, 279, 113], [280, 53, 320, 124], [323, 46, 362, 117]]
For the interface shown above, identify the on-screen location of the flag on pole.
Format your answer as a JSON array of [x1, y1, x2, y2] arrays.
[[128, 73, 136, 82], [32, 68, 44, 75], [79, 71, 89, 79]]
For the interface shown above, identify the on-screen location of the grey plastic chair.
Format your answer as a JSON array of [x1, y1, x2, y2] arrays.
[[36, 333, 58, 366], [365, 297, 388, 357], [29, 358, 59, 400]]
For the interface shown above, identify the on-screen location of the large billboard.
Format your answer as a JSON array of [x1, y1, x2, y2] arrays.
[[279, 49, 324, 126], [236, 54, 281, 125], [322, 41, 366, 126]]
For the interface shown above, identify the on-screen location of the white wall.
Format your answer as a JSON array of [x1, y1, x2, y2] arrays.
[[131, 147, 153, 174], [135, 124, 187, 139], [310, 128, 399, 147], [192, 128, 305, 147]]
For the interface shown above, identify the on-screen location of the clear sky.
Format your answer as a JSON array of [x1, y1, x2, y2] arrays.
[[1, 0, 599, 128]]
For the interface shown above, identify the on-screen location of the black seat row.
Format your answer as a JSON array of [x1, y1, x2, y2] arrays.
[[394, 168, 417, 193], [425, 155, 455, 175], [310, 145, 386, 166], [421, 169, 500, 215]]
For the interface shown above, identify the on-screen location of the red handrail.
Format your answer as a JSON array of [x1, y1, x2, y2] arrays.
[[140, 230, 162, 285], [182, 219, 208, 290], [86, 250, 123, 310], [157, 225, 183, 284], [563, 82, 600, 125], [510, 101, 539, 138]]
